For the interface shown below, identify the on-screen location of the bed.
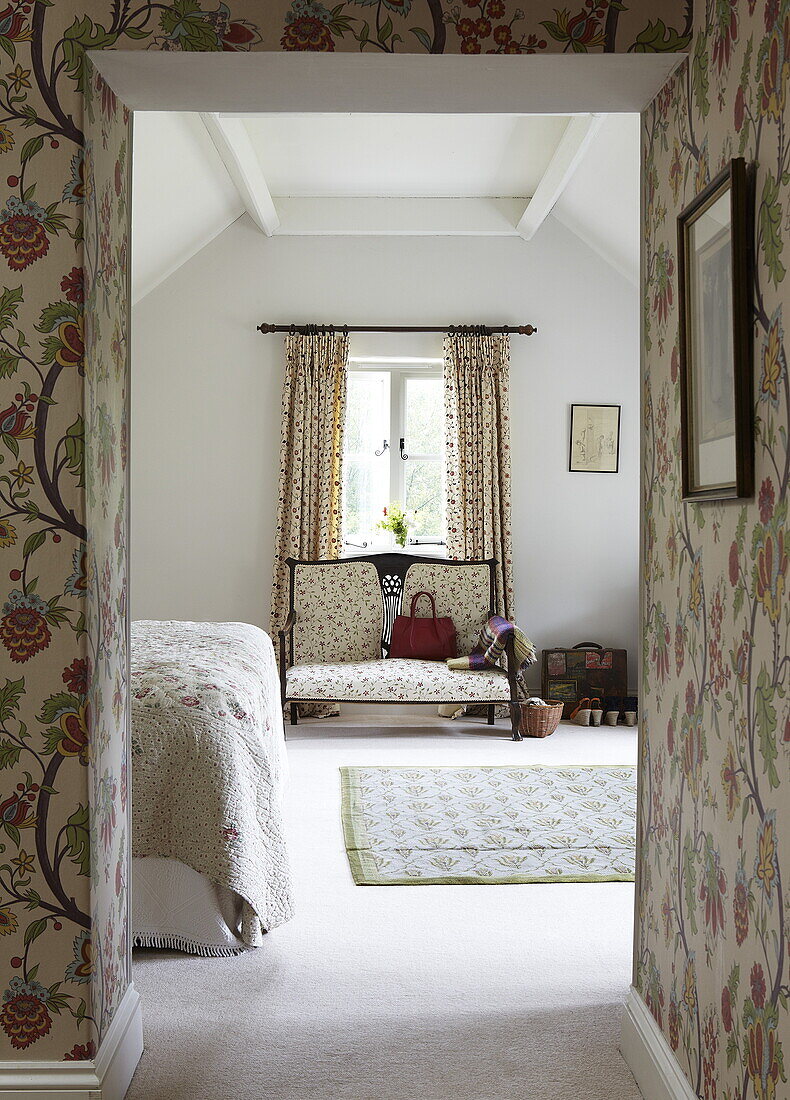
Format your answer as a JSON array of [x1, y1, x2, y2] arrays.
[[130, 620, 294, 956]]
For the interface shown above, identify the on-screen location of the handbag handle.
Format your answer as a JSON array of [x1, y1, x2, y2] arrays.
[[573, 641, 602, 650], [408, 591, 440, 650]]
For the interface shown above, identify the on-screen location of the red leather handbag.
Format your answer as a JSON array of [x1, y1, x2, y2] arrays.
[[389, 591, 457, 661]]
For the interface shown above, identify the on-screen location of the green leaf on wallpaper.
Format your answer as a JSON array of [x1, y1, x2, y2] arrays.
[[733, 583, 744, 618], [22, 530, 45, 560], [38, 692, 79, 725], [64, 804, 90, 877], [0, 677, 24, 722], [683, 831, 698, 935], [692, 31, 710, 117], [736, 507, 747, 547], [158, 0, 222, 52], [63, 416, 85, 488], [23, 917, 48, 947], [0, 739, 21, 769], [755, 665, 779, 789], [62, 17, 118, 94], [690, 502, 706, 529], [410, 27, 432, 51], [632, 19, 691, 52], [0, 285, 22, 331], [19, 135, 43, 165], [760, 172, 786, 287], [378, 16, 392, 42], [0, 349, 20, 377], [726, 1032, 739, 1068]]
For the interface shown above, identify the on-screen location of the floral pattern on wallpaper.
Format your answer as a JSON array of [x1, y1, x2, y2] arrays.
[[0, 0, 690, 1066], [638, 1, 790, 1096]]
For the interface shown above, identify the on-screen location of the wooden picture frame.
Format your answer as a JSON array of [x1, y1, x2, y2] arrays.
[[568, 404, 621, 473], [677, 157, 754, 501]]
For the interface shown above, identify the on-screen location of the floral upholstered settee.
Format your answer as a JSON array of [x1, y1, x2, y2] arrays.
[[278, 553, 524, 740]]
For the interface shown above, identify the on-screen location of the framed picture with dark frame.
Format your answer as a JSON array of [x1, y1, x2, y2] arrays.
[[677, 157, 754, 501], [568, 404, 621, 473]]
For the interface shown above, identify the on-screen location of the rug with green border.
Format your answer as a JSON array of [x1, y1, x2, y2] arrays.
[[340, 765, 636, 885]]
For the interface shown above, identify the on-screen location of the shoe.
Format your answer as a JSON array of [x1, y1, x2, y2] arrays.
[[570, 697, 591, 726], [603, 696, 621, 725], [590, 697, 603, 726], [623, 695, 638, 726]]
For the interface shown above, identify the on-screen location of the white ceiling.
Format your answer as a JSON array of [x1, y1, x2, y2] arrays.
[[240, 114, 570, 199], [131, 109, 639, 305], [551, 113, 640, 285], [132, 112, 243, 304]]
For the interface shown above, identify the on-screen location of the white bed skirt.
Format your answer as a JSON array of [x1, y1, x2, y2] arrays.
[[132, 857, 247, 957]]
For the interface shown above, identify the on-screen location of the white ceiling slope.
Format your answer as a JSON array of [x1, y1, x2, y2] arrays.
[[132, 112, 244, 304], [131, 110, 639, 297], [551, 113, 640, 285]]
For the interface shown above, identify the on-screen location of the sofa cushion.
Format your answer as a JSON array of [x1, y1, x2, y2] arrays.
[[402, 562, 492, 655], [292, 560, 384, 665], [286, 659, 511, 704]]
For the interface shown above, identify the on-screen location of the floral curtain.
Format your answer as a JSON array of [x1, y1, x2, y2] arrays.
[[443, 331, 514, 621], [270, 329, 349, 640]]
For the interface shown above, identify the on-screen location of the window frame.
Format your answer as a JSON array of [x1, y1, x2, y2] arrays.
[[343, 360, 446, 556]]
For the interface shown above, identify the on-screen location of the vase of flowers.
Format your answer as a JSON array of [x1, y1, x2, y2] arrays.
[[377, 503, 409, 548]]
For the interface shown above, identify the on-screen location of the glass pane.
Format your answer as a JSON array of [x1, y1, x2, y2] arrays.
[[405, 377, 443, 456], [687, 190, 736, 491], [405, 459, 444, 537], [344, 372, 389, 540]]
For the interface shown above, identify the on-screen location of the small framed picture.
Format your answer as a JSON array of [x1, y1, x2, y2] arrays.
[[677, 157, 753, 500], [569, 404, 621, 473]]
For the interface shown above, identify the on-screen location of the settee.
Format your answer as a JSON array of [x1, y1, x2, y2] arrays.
[[278, 553, 523, 740]]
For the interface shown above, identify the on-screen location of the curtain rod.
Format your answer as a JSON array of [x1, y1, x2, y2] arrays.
[[256, 323, 537, 336]]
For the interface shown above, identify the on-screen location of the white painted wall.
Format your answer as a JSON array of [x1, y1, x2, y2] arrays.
[[131, 112, 244, 304], [131, 216, 639, 687]]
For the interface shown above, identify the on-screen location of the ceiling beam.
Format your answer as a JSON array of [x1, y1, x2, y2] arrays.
[[200, 113, 279, 236], [516, 113, 603, 242], [274, 197, 525, 236]]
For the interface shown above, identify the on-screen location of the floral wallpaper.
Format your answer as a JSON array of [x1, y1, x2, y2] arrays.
[[637, 0, 790, 1096], [0, 0, 691, 1071]]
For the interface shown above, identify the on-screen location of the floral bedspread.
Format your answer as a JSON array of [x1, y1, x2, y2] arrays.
[[130, 621, 294, 946]]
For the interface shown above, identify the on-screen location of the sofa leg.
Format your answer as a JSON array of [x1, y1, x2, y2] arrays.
[[510, 702, 522, 742], [487, 705, 495, 726], [290, 703, 298, 726]]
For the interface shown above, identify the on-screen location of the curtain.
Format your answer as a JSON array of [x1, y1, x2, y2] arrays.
[[443, 330, 515, 621], [270, 329, 349, 639]]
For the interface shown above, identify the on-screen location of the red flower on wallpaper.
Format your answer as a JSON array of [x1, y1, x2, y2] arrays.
[[759, 477, 776, 523], [0, 197, 50, 271], [755, 529, 788, 623], [56, 702, 90, 765], [64, 1040, 96, 1060], [62, 657, 91, 694], [0, 791, 36, 831], [54, 316, 85, 371], [722, 986, 733, 1033], [0, 397, 35, 439], [0, 591, 52, 663], [0, 978, 52, 1049], [60, 266, 84, 304]]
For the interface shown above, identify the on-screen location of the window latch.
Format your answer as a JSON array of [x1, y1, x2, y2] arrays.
[[399, 438, 409, 461], [374, 439, 389, 456]]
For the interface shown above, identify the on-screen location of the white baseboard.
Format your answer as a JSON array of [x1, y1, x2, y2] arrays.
[[620, 986, 697, 1100], [0, 982, 143, 1100]]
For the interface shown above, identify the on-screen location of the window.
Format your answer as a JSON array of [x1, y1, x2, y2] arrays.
[[343, 362, 445, 552]]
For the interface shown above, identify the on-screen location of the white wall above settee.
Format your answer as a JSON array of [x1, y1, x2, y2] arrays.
[[131, 217, 639, 689]]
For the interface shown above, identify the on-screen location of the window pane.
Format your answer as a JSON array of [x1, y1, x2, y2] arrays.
[[405, 459, 444, 537], [405, 377, 443, 456], [344, 372, 389, 541]]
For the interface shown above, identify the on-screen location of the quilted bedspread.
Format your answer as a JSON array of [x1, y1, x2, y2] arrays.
[[130, 621, 294, 947]]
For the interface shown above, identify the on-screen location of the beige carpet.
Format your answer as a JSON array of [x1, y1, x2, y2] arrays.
[[127, 719, 643, 1100]]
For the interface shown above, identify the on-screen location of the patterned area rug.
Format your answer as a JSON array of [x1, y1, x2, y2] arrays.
[[340, 765, 637, 885]]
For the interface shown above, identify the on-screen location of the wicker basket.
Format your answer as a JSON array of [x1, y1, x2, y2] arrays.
[[518, 699, 564, 738]]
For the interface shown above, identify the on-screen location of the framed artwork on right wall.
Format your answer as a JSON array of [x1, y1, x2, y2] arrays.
[[677, 156, 754, 501]]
